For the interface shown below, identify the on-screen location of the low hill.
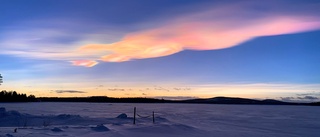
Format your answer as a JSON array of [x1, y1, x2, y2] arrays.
[[182, 96, 295, 105]]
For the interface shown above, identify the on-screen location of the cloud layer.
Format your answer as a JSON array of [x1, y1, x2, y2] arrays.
[[1, 1, 320, 67], [75, 1, 320, 66], [55, 90, 87, 94]]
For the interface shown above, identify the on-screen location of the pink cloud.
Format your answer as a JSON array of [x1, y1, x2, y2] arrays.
[[75, 1, 320, 66]]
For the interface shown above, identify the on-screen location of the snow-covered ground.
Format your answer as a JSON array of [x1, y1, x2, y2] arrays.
[[0, 103, 319, 137]]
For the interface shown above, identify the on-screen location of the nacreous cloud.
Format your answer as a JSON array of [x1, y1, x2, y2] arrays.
[[71, 60, 99, 67], [74, 1, 320, 66]]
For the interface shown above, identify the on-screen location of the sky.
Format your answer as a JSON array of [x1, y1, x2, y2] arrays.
[[1, 0, 320, 102]]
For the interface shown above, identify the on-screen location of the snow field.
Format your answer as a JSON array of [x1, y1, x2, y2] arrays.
[[1, 103, 320, 137]]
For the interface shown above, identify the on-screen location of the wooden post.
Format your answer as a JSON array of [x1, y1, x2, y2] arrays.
[[133, 107, 136, 125], [152, 111, 155, 124]]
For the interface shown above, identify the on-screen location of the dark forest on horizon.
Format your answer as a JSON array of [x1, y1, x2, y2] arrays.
[[0, 90, 319, 106], [0, 90, 36, 102]]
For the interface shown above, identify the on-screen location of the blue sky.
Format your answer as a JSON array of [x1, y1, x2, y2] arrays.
[[1, 0, 320, 102]]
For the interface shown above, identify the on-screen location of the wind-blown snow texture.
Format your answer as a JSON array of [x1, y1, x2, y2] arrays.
[[0, 103, 319, 137]]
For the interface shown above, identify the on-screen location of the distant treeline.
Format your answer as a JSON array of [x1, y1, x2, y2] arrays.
[[309, 102, 320, 106], [0, 90, 36, 102], [38, 96, 171, 103], [0, 90, 320, 106]]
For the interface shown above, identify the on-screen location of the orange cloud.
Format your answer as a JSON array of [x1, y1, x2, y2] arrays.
[[75, 2, 320, 66]]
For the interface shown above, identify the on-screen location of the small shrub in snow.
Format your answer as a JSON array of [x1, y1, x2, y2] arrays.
[[51, 127, 63, 132], [57, 114, 81, 119], [91, 124, 109, 132], [116, 113, 128, 119]]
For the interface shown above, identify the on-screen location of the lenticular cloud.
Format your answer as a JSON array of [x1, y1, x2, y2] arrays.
[[74, 1, 320, 67]]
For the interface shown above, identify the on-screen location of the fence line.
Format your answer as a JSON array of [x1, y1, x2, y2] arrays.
[[133, 107, 155, 124], [137, 114, 151, 118]]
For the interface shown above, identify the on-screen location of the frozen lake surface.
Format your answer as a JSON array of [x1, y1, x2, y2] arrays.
[[1, 103, 319, 137]]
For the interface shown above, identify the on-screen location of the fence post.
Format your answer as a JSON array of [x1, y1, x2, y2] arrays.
[[133, 107, 136, 125], [152, 111, 155, 124]]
